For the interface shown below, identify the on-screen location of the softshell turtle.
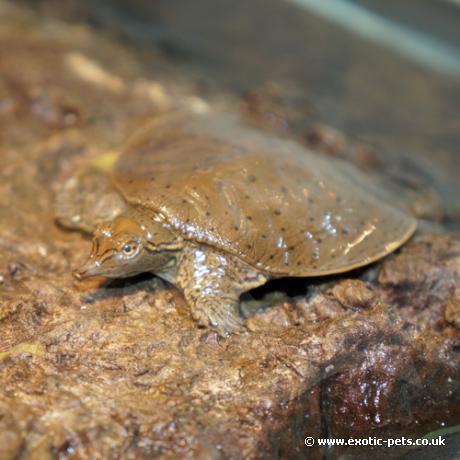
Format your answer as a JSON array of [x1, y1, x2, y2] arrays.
[[56, 111, 416, 335]]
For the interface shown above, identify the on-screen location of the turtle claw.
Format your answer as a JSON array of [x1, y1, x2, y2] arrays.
[[191, 303, 247, 337]]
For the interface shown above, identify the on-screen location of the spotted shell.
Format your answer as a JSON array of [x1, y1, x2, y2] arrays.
[[113, 111, 416, 276]]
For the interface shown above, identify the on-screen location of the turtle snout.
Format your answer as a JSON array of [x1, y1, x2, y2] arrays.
[[73, 257, 102, 280]]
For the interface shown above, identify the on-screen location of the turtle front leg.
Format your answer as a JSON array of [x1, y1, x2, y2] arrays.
[[176, 244, 267, 336]]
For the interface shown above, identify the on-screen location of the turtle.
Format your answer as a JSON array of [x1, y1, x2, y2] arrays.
[[55, 110, 416, 336]]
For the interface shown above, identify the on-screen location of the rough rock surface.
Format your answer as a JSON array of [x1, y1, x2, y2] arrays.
[[0, 3, 459, 459]]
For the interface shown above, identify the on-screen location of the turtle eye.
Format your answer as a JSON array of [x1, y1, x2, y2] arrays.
[[121, 242, 138, 257]]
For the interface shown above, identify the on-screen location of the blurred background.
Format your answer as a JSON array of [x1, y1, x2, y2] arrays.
[[22, 0, 460, 231]]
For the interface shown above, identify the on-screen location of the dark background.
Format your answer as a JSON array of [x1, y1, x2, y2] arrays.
[[23, 0, 460, 228]]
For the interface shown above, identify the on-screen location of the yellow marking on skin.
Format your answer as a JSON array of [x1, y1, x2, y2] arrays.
[[146, 241, 157, 252], [146, 241, 183, 252], [0, 342, 46, 362], [89, 150, 119, 172]]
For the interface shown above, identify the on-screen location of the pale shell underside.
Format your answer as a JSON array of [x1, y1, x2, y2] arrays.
[[114, 112, 416, 276]]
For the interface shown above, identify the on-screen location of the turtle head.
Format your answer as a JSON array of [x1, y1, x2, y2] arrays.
[[74, 213, 182, 280]]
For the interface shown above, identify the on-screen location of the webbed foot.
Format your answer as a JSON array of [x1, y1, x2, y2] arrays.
[[191, 297, 247, 336], [176, 244, 267, 336]]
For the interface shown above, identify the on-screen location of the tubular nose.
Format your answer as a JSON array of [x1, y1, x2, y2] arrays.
[[73, 258, 100, 280], [73, 268, 87, 281]]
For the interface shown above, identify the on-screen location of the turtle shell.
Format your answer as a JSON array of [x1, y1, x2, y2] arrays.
[[113, 112, 416, 277]]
